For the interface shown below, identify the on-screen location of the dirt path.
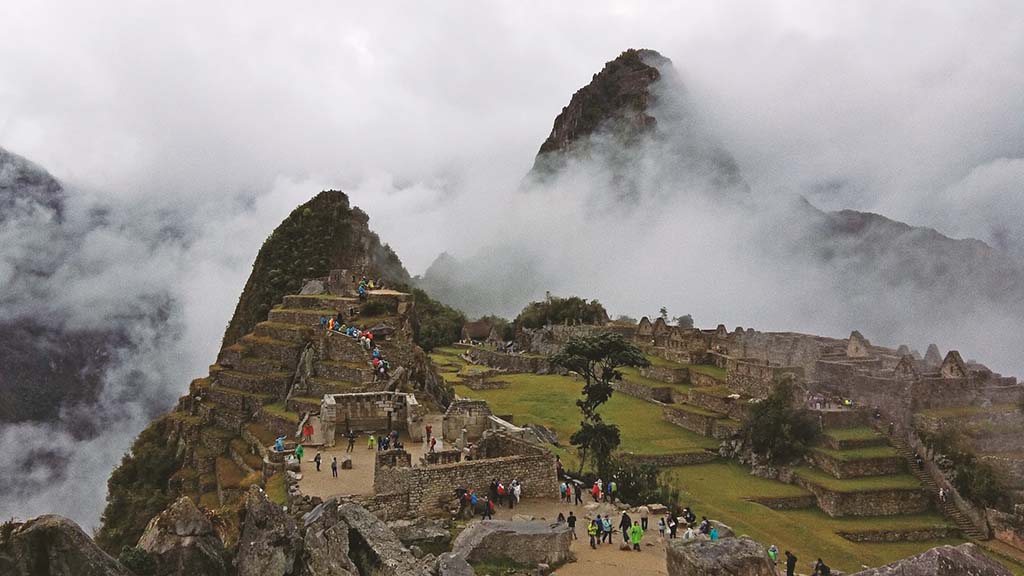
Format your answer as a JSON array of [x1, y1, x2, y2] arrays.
[[471, 497, 669, 576]]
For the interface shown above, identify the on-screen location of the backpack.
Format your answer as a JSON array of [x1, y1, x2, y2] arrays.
[[471, 494, 477, 506]]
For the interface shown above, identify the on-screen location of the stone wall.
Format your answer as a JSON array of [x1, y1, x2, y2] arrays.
[[442, 399, 493, 442], [837, 527, 961, 542], [808, 450, 906, 480], [747, 495, 817, 510], [320, 391, 421, 447], [689, 372, 723, 389], [613, 380, 673, 404], [663, 406, 719, 437], [640, 365, 688, 384], [797, 478, 930, 517], [617, 451, 717, 468], [687, 389, 750, 421], [468, 348, 550, 374]]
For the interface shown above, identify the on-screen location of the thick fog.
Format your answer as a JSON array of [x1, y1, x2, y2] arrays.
[[2, 1, 1024, 528]]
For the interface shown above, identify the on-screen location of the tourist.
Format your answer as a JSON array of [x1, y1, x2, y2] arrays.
[[489, 479, 499, 503], [559, 481, 567, 502], [573, 481, 582, 505], [657, 517, 666, 539], [915, 452, 924, 470], [429, 436, 437, 453], [709, 526, 719, 541], [274, 436, 286, 452], [319, 315, 328, 329], [619, 512, 632, 544], [939, 487, 947, 502], [512, 480, 521, 508], [295, 444, 305, 461], [314, 451, 322, 472], [683, 507, 697, 527], [556, 456, 564, 479], [699, 516, 710, 535], [557, 512, 565, 523], [331, 456, 338, 478], [813, 558, 831, 576], [601, 515, 613, 544], [368, 434, 376, 450], [638, 504, 650, 530], [767, 544, 779, 564], [667, 514, 678, 539], [496, 481, 507, 507], [629, 521, 643, 551], [785, 551, 797, 576], [567, 511, 577, 539], [481, 496, 493, 520], [682, 526, 695, 541], [591, 481, 601, 502], [425, 423, 432, 441], [608, 479, 617, 504], [347, 430, 356, 452], [587, 519, 599, 548], [302, 422, 314, 442]]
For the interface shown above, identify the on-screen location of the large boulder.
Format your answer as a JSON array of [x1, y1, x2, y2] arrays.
[[451, 520, 573, 566], [236, 486, 303, 576], [850, 543, 1010, 576], [137, 496, 227, 576], [667, 537, 778, 576], [302, 522, 357, 576], [0, 515, 133, 576], [337, 503, 431, 576], [388, 519, 452, 554], [435, 552, 474, 576]]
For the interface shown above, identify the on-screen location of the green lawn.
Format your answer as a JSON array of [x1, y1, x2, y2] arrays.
[[645, 354, 685, 368], [263, 402, 299, 423], [666, 462, 963, 573], [452, 372, 718, 459], [794, 466, 922, 492], [812, 445, 901, 461], [619, 366, 691, 391]]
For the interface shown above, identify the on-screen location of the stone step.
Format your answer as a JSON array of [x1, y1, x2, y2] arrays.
[[268, 307, 336, 326], [282, 294, 358, 311], [238, 335, 303, 367], [308, 376, 371, 395], [316, 360, 373, 382], [321, 332, 374, 363], [202, 385, 273, 414], [235, 355, 292, 375], [254, 321, 315, 344], [216, 370, 292, 397], [217, 343, 248, 367]]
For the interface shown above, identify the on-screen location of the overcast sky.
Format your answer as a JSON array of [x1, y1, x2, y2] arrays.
[[2, 1, 1024, 527]]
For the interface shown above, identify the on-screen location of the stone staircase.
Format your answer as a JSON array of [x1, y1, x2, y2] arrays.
[[885, 429, 987, 540]]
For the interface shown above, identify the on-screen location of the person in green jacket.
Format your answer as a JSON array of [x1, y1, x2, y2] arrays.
[[629, 521, 643, 551], [295, 444, 304, 461]]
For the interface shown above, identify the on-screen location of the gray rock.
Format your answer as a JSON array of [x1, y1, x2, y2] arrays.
[[388, 519, 452, 553], [337, 503, 431, 576], [435, 552, 474, 576], [341, 455, 353, 470], [302, 521, 357, 576], [667, 536, 778, 576], [0, 515, 133, 576], [850, 543, 1010, 576], [709, 521, 735, 539], [451, 520, 573, 566], [301, 279, 327, 295], [236, 487, 303, 576], [138, 496, 227, 576]]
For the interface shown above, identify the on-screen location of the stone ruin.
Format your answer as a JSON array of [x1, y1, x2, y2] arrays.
[[320, 391, 426, 448]]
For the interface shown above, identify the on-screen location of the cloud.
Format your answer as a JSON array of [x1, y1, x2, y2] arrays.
[[2, 0, 1024, 528]]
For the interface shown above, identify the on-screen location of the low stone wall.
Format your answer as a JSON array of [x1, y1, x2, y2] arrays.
[[617, 451, 718, 468], [747, 495, 817, 510], [809, 451, 906, 479], [812, 409, 868, 429], [663, 406, 719, 437], [640, 365, 688, 384], [442, 399, 493, 442], [712, 419, 743, 440], [468, 348, 549, 374], [359, 491, 410, 521], [796, 477, 930, 517], [687, 389, 750, 421], [613, 380, 674, 404], [822, 434, 887, 451], [257, 408, 298, 440], [689, 372, 723, 389], [837, 527, 961, 542]]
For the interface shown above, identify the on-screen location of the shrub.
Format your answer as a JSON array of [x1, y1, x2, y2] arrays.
[[742, 381, 819, 465], [118, 546, 157, 576], [360, 299, 398, 318], [953, 455, 1004, 508], [514, 295, 608, 330]]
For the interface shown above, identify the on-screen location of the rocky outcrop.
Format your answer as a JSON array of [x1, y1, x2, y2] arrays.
[[337, 502, 431, 576], [137, 496, 227, 576], [451, 520, 573, 566], [666, 536, 778, 576], [435, 552, 474, 576], [850, 543, 1010, 575], [301, 521, 357, 576], [388, 518, 452, 553], [235, 487, 303, 576], [0, 515, 133, 576]]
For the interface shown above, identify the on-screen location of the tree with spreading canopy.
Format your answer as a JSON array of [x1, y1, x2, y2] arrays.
[[550, 332, 649, 476], [742, 378, 819, 465]]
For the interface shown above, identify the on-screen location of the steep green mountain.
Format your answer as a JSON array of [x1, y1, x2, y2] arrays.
[[222, 190, 411, 347]]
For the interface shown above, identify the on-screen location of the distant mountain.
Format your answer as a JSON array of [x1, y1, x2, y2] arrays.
[[0, 148, 120, 430]]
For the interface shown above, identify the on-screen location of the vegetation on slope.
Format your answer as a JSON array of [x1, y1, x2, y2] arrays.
[[96, 416, 181, 554], [222, 190, 410, 347], [513, 294, 609, 330], [410, 287, 466, 352]]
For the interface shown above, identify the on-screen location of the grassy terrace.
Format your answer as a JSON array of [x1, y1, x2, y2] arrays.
[[619, 366, 690, 391], [263, 402, 300, 423], [812, 445, 900, 461], [794, 466, 922, 492], [824, 427, 884, 442], [452, 372, 719, 458], [667, 462, 959, 573], [917, 403, 1018, 419]]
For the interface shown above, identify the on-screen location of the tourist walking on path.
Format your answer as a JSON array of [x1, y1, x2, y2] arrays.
[[657, 517, 666, 539], [512, 480, 521, 508], [785, 551, 797, 576], [295, 444, 305, 461], [368, 434, 376, 450], [813, 558, 831, 576], [629, 521, 643, 551], [567, 511, 577, 539], [574, 481, 582, 505], [331, 456, 338, 478], [768, 544, 779, 564], [638, 504, 650, 530], [601, 516, 613, 544], [667, 514, 678, 539], [587, 520, 599, 549], [314, 452, 322, 472], [619, 512, 632, 544], [591, 481, 601, 502], [346, 430, 356, 452], [481, 496, 493, 520]]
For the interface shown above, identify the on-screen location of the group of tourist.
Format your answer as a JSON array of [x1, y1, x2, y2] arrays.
[[368, 429, 403, 451], [311, 451, 342, 478], [319, 313, 392, 382], [356, 277, 383, 300]]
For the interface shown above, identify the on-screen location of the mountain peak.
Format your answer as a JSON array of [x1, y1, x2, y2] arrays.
[[531, 48, 670, 175]]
